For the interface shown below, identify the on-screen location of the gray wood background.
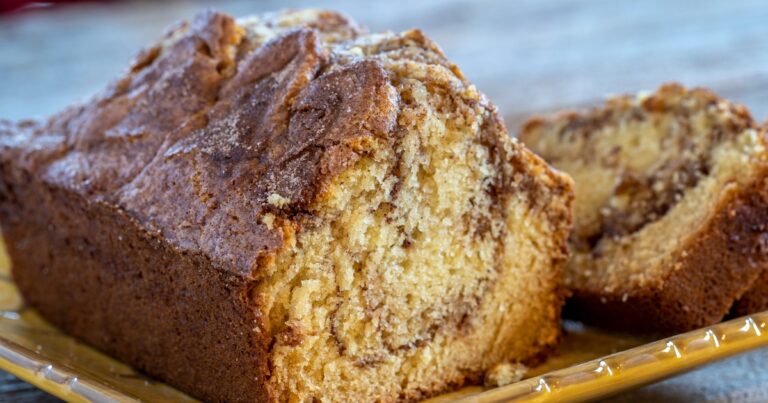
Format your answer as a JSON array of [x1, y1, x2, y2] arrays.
[[2, 0, 768, 401]]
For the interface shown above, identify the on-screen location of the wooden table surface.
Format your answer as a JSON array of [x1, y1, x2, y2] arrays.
[[2, 0, 768, 401]]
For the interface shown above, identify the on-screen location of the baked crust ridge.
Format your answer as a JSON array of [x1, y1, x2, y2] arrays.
[[564, 171, 768, 332], [521, 83, 768, 333], [0, 8, 574, 402]]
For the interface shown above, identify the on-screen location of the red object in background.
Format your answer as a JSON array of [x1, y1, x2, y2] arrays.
[[0, 0, 33, 13], [0, 0, 106, 14]]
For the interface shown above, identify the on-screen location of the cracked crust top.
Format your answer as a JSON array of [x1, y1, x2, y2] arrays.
[[0, 11, 397, 276], [0, 9, 564, 279]]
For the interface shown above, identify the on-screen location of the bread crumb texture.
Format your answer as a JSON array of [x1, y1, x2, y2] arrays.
[[248, 12, 573, 401], [484, 362, 528, 387], [521, 83, 768, 332], [0, 9, 573, 402]]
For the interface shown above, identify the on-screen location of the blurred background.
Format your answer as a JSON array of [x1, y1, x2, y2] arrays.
[[2, 0, 768, 131], [2, 1, 768, 402]]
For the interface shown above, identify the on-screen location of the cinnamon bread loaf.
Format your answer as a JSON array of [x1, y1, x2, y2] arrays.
[[520, 84, 768, 333], [0, 9, 573, 402]]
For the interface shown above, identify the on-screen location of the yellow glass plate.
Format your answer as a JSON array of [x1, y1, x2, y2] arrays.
[[0, 238, 766, 402]]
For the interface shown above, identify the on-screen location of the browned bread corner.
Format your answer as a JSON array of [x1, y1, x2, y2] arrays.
[[0, 9, 573, 402], [732, 256, 768, 316], [520, 83, 768, 333], [729, 121, 768, 317]]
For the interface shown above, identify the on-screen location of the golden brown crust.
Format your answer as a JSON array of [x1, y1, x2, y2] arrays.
[[522, 83, 768, 333], [565, 172, 768, 332], [731, 269, 768, 316], [567, 162, 768, 333], [0, 8, 572, 402], [0, 180, 273, 402], [0, 10, 398, 277], [0, 10, 395, 402]]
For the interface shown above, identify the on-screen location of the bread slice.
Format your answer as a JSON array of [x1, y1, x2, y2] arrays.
[[732, 270, 768, 316], [0, 10, 573, 402], [520, 84, 768, 333]]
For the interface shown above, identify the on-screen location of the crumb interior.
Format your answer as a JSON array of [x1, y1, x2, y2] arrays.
[[254, 33, 565, 401], [523, 88, 767, 294]]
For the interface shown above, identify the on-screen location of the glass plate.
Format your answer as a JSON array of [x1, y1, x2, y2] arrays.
[[0, 239, 766, 403]]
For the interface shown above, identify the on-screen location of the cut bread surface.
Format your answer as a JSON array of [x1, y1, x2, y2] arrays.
[[260, 32, 573, 399], [0, 9, 573, 402], [520, 84, 768, 332]]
